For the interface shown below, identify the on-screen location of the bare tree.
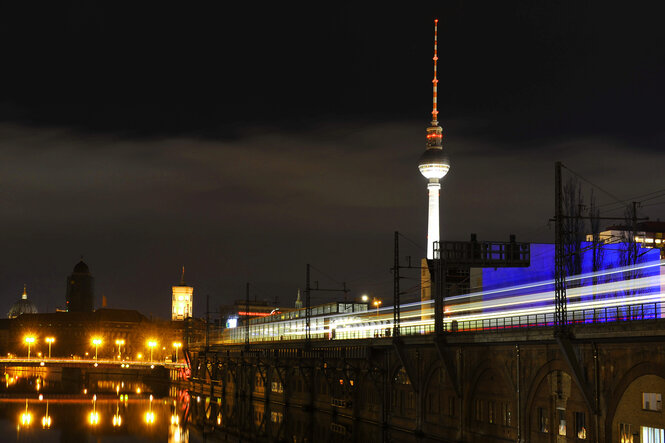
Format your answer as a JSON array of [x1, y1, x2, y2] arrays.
[[588, 190, 605, 301], [619, 202, 642, 317], [562, 178, 585, 284]]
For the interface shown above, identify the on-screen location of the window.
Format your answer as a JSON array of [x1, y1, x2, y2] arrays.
[[502, 402, 512, 427], [407, 391, 416, 410], [641, 426, 665, 443], [475, 399, 483, 422], [538, 407, 549, 433], [394, 367, 410, 385], [271, 381, 283, 393], [558, 409, 567, 436], [270, 411, 283, 424], [643, 393, 663, 411], [619, 423, 634, 443], [488, 400, 495, 424], [427, 393, 435, 413], [575, 412, 587, 440]]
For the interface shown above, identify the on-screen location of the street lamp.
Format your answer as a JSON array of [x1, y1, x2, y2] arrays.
[[373, 299, 382, 317], [172, 342, 182, 362], [147, 340, 157, 362], [45, 337, 55, 359], [115, 339, 125, 359], [361, 294, 369, 303], [92, 338, 102, 360], [24, 336, 36, 359]]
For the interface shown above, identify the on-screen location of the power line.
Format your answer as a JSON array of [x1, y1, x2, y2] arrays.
[[562, 164, 624, 205]]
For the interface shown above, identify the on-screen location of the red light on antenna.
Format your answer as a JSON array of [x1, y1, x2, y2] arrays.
[[434, 19, 438, 24]]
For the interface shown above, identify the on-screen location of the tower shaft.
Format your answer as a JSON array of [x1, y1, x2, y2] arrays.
[[427, 181, 441, 259]]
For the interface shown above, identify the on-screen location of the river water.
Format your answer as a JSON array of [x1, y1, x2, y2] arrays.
[[0, 367, 198, 443], [0, 367, 405, 442]]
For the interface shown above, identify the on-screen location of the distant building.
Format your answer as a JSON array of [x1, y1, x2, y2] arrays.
[[8, 285, 38, 319], [586, 221, 665, 259], [0, 308, 203, 360], [172, 267, 193, 321], [219, 298, 289, 331], [66, 259, 94, 312]]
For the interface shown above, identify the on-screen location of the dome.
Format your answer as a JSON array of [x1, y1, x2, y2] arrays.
[[73, 260, 90, 274], [8, 286, 38, 318]]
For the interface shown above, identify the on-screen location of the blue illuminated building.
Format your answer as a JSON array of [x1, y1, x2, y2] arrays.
[[477, 242, 662, 314]]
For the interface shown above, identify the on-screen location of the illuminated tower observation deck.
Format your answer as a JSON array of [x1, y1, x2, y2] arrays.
[[419, 19, 450, 259]]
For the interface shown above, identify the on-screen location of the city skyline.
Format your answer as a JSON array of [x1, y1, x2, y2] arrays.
[[1, 3, 664, 317]]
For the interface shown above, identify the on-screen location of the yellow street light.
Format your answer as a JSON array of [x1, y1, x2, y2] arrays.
[[92, 338, 102, 360], [373, 299, 382, 317], [45, 337, 55, 359], [147, 340, 157, 362], [172, 342, 182, 362], [24, 336, 36, 359]]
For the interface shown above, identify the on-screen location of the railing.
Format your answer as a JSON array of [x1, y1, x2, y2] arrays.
[[0, 357, 187, 369], [435, 302, 662, 334]]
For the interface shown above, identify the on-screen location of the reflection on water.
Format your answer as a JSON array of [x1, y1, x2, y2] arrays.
[[0, 368, 193, 442], [1, 368, 396, 442], [1, 396, 192, 442], [0, 396, 191, 442]]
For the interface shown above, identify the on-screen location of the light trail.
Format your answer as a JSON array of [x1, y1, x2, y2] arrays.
[[221, 259, 664, 344]]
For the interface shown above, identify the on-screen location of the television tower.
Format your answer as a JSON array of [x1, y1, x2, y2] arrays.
[[419, 19, 450, 259]]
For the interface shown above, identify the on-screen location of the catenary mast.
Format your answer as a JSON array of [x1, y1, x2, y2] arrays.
[[418, 19, 450, 259]]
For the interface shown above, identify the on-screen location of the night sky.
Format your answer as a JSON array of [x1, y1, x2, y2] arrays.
[[1, 2, 664, 318]]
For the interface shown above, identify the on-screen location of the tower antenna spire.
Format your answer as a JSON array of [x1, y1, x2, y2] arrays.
[[431, 19, 439, 125]]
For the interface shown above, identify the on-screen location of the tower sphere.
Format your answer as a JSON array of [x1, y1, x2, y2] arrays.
[[418, 148, 450, 180]]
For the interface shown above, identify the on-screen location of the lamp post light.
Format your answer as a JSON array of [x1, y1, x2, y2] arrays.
[[24, 336, 36, 359], [115, 339, 125, 359], [45, 337, 55, 359], [373, 299, 382, 317], [361, 294, 369, 303], [147, 340, 157, 362], [92, 338, 102, 360], [172, 342, 182, 362]]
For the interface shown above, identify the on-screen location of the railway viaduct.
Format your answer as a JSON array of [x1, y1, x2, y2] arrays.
[[187, 317, 665, 442]]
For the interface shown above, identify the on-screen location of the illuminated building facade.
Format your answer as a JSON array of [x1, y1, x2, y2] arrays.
[[66, 260, 94, 312], [0, 308, 198, 360], [172, 267, 193, 321], [586, 221, 665, 259]]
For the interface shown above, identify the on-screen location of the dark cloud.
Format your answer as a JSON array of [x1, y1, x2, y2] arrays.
[[0, 3, 664, 317], [0, 121, 663, 316]]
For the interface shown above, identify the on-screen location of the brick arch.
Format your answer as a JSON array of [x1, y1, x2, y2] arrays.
[[464, 358, 516, 440], [464, 358, 515, 410], [524, 358, 569, 437], [423, 360, 447, 392], [358, 370, 382, 412], [604, 361, 665, 440], [524, 358, 595, 440]]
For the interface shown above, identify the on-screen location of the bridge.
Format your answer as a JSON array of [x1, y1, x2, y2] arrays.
[[186, 258, 665, 442], [0, 357, 186, 370]]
